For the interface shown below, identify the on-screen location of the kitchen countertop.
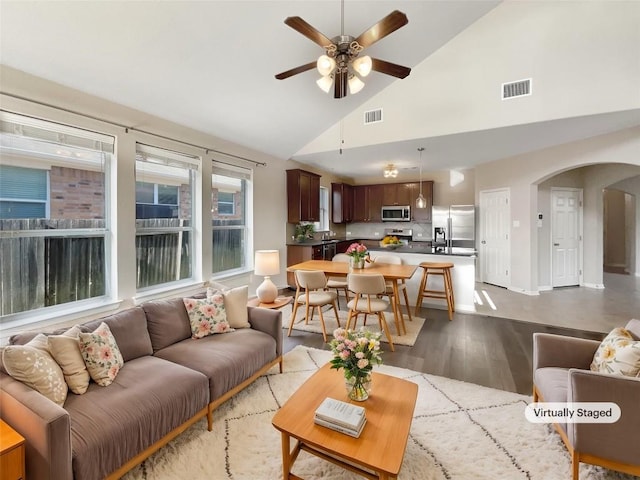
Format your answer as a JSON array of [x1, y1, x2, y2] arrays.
[[286, 238, 348, 247], [369, 244, 477, 257]]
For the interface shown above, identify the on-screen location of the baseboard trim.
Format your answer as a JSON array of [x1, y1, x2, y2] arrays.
[[507, 286, 540, 296], [538, 285, 553, 292], [583, 283, 605, 289]]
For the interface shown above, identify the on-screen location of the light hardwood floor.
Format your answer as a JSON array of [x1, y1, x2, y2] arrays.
[[282, 273, 637, 395]]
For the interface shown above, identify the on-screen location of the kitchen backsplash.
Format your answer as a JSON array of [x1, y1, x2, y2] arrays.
[[345, 222, 432, 241]]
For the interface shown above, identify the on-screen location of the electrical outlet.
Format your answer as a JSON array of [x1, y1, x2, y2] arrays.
[[417, 233, 423, 237], [346, 231, 351, 235], [374, 232, 380, 236]]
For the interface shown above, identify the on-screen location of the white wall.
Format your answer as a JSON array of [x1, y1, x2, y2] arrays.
[[609, 175, 640, 275], [476, 127, 640, 293], [298, 1, 640, 155], [0, 66, 290, 339]]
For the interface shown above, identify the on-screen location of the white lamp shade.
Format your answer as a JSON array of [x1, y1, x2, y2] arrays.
[[415, 193, 427, 209], [352, 55, 372, 77], [255, 250, 280, 276], [316, 75, 333, 93], [348, 75, 365, 95], [316, 55, 336, 76]]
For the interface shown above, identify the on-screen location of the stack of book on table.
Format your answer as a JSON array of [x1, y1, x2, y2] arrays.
[[314, 397, 367, 438]]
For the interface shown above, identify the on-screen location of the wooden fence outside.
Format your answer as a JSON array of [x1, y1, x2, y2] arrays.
[[1, 219, 190, 316]]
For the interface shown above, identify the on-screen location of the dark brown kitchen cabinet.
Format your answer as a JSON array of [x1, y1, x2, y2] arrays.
[[331, 182, 353, 224], [286, 244, 322, 288], [352, 185, 383, 222], [287, 169, 320, 223], [383, 183, 414, 206]]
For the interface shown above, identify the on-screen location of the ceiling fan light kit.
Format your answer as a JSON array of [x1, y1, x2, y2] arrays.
[[383, 164, 398, 178], [275, 7, 411, 99]]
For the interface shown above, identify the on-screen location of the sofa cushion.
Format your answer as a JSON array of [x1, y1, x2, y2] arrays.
[[64, 355, 209, 480], [183, 294, 232, 338], [207, 283, 250, 328], [78, 323, 125, 387], [590, 327, 640, 377], [2, 334, 68, 406], [82, 307, 152, 362], [142, 298, 192, 352], [534, 366, 570, 403], [48, 325, 91, 394], [154, 329, 276, 400]]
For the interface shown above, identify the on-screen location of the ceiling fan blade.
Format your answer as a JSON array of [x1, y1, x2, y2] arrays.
[[275, 62, 317, 80], [334, 70, 347, 99], [354, 10, 408, 49], [371, 58, 411, 79], [284, 16, 333, 48]]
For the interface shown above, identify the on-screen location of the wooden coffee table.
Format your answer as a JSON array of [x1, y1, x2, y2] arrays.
[[272, 363, 418, 480]]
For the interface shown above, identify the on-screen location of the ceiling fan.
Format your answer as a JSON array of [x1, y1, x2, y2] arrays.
[[275, 5, 411, 99]]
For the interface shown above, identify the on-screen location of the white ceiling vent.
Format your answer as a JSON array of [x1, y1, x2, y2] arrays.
[[364, 108, 383, 125], [502, 78, 532, 100]]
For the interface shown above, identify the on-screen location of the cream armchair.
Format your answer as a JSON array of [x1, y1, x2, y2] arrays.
[[532, 319, 640, 479]]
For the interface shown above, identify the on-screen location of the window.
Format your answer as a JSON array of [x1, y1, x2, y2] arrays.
[[217, 191, 235, 215], [315, 186, 329, 232], [135, 144, 198, 290], [0, 165, 49, 218], [212, 164, 251, 275], [0, 111, 113, 317]]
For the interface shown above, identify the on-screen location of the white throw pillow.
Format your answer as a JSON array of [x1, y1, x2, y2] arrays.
[[48, 325, 91, 394], [590, 327, 640, 377], [207, 283, 250, 329], [2, 334, 68, 406]]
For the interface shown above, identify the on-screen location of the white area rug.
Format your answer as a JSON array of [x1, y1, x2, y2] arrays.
[[122, 347, 635, 480], [282, 304, 425, 347]]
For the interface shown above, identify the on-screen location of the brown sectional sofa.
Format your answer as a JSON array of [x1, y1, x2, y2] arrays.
[[0, 297, 282, 480]]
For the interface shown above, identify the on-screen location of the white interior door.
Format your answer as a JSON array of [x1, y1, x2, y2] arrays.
[[480, 189, 510, 287], [551, 188, 582, 287]]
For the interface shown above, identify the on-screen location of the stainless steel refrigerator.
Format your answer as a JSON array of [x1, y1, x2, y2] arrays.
[[432, 205, 476, 253]]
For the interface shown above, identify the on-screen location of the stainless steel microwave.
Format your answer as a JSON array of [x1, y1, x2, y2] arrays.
[[381, 205, 411, 222]]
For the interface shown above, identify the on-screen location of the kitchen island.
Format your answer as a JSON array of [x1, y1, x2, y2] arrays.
[[367, 245, 477, 314]]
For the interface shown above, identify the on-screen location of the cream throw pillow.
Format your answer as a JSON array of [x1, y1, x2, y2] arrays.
[[183, 294, 232, 338], [79, 322, 124, 387], [49, 325, 91, 394], [590, 327, 640, 377], [207, 283, 250, 329], [2, 334, 68, 406]]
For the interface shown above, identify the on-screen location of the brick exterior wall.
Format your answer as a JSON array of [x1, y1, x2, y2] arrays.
[[50, 166, 104, 219], [211, 189, 243, 221]]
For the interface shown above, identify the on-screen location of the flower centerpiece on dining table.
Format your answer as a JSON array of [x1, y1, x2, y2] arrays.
[[329, 328, 383, 401], [345, 242, 369, 269]]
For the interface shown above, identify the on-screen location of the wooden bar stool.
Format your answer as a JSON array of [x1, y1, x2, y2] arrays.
[[415, 262, 455, 320]]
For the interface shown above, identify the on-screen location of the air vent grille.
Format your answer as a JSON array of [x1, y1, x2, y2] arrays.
[[364, 108, 383, 124], [502, 78, 532, 99]]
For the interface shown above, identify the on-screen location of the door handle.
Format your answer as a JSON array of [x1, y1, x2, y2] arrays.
[[553, 243, 560, 246], [481, 240, 486, 244]]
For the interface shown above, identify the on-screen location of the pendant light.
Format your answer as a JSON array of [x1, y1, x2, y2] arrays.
[[415, 147, 427, 209]]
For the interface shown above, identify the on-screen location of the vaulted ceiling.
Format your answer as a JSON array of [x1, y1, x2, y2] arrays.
[[1, 1, 639, 179]]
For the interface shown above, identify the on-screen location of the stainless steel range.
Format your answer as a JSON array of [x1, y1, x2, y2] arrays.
[[383, 228, 412, 245]]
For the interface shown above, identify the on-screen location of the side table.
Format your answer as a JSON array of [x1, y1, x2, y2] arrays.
[[247, 296, 292, 310], [0, 419, 25, 480]]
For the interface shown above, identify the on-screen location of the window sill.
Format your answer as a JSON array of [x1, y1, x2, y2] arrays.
[[134, 280, 207, 304], [0, 298, 123, 343], [210, 267, 253, 283]]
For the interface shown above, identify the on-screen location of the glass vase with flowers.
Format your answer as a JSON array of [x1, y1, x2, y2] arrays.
[[329, 328, 383, 401]]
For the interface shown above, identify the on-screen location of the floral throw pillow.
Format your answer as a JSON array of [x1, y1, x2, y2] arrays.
[[590, 327, 640, 377], [79, 322, 124, 387], [183, 294, 232, 338]]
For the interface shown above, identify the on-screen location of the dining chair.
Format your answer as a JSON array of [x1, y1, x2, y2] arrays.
[[288, 270, 340, 342], [326, 253, 350, 308], [346, 273, 394, 351], [373, 254, 413, 335]]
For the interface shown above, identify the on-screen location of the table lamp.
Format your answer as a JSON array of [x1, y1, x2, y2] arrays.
[[254, 250, 280, 303]]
